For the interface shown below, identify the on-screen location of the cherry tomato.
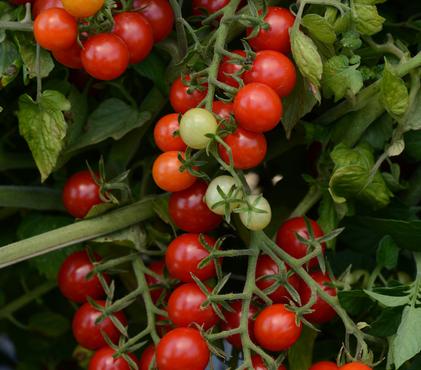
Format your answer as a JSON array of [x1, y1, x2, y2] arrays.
[[247, 7, 295, 53], [250, 355, 287, 370], [113, 12, 153, 64], [72, 300, 127, 350], [243, 50, 297, 97], [340, 363, 372, 370], [165, 233, 217, 283], [62, 170, 102, 219], [88, 347, 136, 370], [34, 8, 77, 51], [62, 0, 103, 17], [169, 181, 222, 233], [81, 33, 129, 81], [156, 313, 173, 336], [255, 255, 300, 303], [217, 49, 246, 88], [310, 361, 339, 370], [180, 108, 218, 149], [254, 304, 302, 351], [52, 42, 82, 69], [192, 0, 229, 15], [240, 195, 271, 231], [156, 328, 209, 370], [212, 100, 234, 122], [167, 283, 219, 329], [234, 83, 282, 133], [58, 251, 109, 303], [145, 260, 167, 303], [205, 175, 241, 215], [139, 345, 155, 370], [300, 271, 337, 324], [170, 76, 207, 114], [221, 300, 258, 349], [152, 151, 197, 192], [133, 0, 174, 42], [154, 113, 187, 152], [276, 217, 326, 269], [32, 0, 63, 18]]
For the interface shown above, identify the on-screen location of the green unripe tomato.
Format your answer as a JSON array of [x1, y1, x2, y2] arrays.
[[240, 195, 271, 231], [205, 175, 241, 215], [179, 108, 218, 149]]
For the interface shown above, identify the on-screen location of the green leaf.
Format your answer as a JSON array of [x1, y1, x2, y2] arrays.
[[364, 290, 409, 307], [339, 290, 373, 315], [368, 307, 403, 337], [65, 86, 89, 147], [288, 326, 318, 370], [301, 14, 336, 44], [377, 235, 399, 269], [17, 90, 70, 182], [404, 130, 421, 160], [352, 0, 385, 36], [381, 62, 409, 117], [28, 312, 70, 337], [403, 89, 421, 131], [340, 31, 363, 50], [132, 51, 168, 95], [0, 39, 21, 87]]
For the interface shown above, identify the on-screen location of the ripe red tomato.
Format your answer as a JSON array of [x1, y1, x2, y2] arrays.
[[250, 355, 287, 370], [310, 361, 339, 370], [133, 0, 174, 42], [139, 345, 155, 370], [192, 0, 229, 15], [255, 255, 300, 303], [152, 151, 197, 192], [169, 76, 207, 113], [145, 260, 166, 303], [58, 251, 109, 303], [113, 12, 153, 64], [165, 233, 218, 283], [88, 347, 136, 370], [340, 363, 372, 370], [234, 83, 282, 133], [168, 181, 222, 233], [254, 304, 302, 351], [32, 0, 63, 18], [52, 42, 82, 69], [34, 8, 77, 51], [246, 7, 295, 53], [243, 50, 297, 97], [156, 313, 173, 336], [72, 300, 127, 350], [167, 283, 219, 329], [154, 113, 187, 152], [62, 170, 102, 219], [220, 300, 258, 349], [81, 33, 129, 81], [300, 272, 336, 324], [156, 328, 209, 370], [276, 217, 326, 269], [217, 49, 246, 88], [212, 100, 234, 122], [218, 127, 267, 169]]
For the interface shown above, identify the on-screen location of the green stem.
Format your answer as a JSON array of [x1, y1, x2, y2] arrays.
[[0, 21, 33, 31], [289, 185, 322, 218], [169, 0, 188, 60]]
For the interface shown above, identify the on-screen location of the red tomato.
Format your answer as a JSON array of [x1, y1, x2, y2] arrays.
[[154, 113, 187, 152], [169, 76, 207, 114], [276, 217, 326, 269], [88, 347, 136, 370], [218, 127, 267, 169], [250, 355, 287, 370], [167, 283, 219, 329], [72, 300, 127, 350], [156, 328, 209, 370], [81, 33, 129, 81], [192, 0, 229, 15], [234, 83, 282, 133], [152, 151, 197, 192], [156, 313, 173, 336], [52, 42, 82, 69], [217, 49, 246, 88], [310, 361, 339, 370], [340, 363, 372, 370], [133, 0, 174, 42], [221, 300, 258, 349], [254, 304, 302, 351], [32, 0, 63, 18], [300, 271, 337, 324], [58, 251, 109, 303], [139, 345, 155, 370], [145, 260, 166, 303], [169, 181, 222, 233], [34, 8, 77, 51], [165, 233, 217, 283], [62, 170, 102, 219], [212, 100, 234, 122], [113, 12, 153, 64], [243, 50, 297, 97], [255, 255, 300, 303], [247, 7, 295, 53]]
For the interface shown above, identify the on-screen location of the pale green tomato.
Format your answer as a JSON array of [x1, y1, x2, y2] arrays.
[[205, 175, 241, 215], [240, 195, 271, 231], [179, 108, 218, 149]]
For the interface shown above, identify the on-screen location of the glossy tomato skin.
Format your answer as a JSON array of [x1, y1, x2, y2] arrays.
[[167, 283, 219, 329], [88, 347, 136, 370], [32, 0, 63, 18], [62, 0, 103, 17], [81, 33, 129, 81], [139, 345, 155, 370], [310, 361, 339, 370], [58, 251, 109, 303], [152, 151, 197, 192], [169, 76, 207, 114], [133, 0, 174, 42], [255, 255, 300, 303], [192, 0, 229, 15], [165, 233, 217, 283], [154, 113, 187, 152], [340, 363, 372, 370], [156, 328, 209, 370], [300, 272, 337, 324], [113, 12, 153, 64], [218, 128, 267, 170], [52, 42, 82, 69], [169, 181, 222, 233], [250, 355, 287, 370], [254, 304, 302, 352], [217, 50, 246, 88], [72, 300, 127, 350], [62, 170, 102, 218], [276, 217, 326, 269], [34, 8, 77, 51], [243, 50, 297, 97], [247, 7, 295, 53], [212, 100, 234, 122], [145, 260, 166, 303]]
